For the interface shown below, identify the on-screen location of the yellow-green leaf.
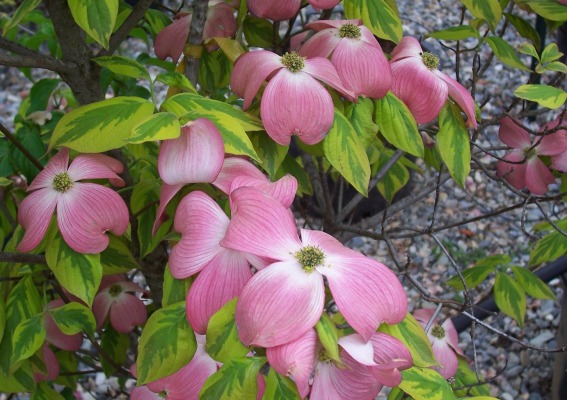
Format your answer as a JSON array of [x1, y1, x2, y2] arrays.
[[494, 272, 526, 326], [445, 264, 495, 290], [250, 132, 288, 179], [136, 301, 196, 385], [376, 149, 411, 203], [484, 36, 531, 71], [344, 0, 402, 42], [262, 368, 301, 400], [514, 84, 567, 109], [93, 55, 150, 81], [200, 357, 266, 400], [453, 358, 491, 397], [2, 0, 41, 35], [68, 0, 119, 49], [127, 112, 180, 144], [460, 0, 502, 31], [315, 313, 341, 362], [214, 37, 247, 63], [529, 228, 567, 266], [100, 236, 140, 275], [50, 96, 155, 152], [0, 363, 35, 392], [206, 298, 249, 363], [399, 367, 456, 400], [11, 313, 46, 367], [323, 110, 371, 196], [526, 0, 567, 21], [155, 72, 197, 93], [49, 302, 96, 336], [32, 381, 65, 400], [437, 102, 471, 187], [427, 25, 480, 41], [511, 266, 556, 300]]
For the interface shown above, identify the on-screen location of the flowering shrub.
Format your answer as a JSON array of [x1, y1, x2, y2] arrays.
[[0, 0, 566, 399]]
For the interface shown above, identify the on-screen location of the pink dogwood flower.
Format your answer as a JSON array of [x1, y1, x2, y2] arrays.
[[153, 118, 225, 234], [414, 308, 464, 379], [34, 344, 60, 383], [246, 0, 301, 21], [17, 148, 129, 254], [496, 117, 567, 195], [390, 36, 477, 128], [93, 275, 148, 333], [230, 50, 355, 145], [267, 329, 412, 399], [309, 0, 341, 9], [221, 187, 407, 347], [299, 19, 391, 99], [131, 335, 219, 400]]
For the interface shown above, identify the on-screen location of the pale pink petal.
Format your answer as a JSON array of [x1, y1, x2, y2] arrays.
[[390, 36, 423, 62], [536, 132, 567, 156], [331, 38, 391, 99], [158, 118, 225, 186], [300, 228, 347, 254], [67, 154, 124, 187], [17, 189, 59, 252], [303, 57, 356, 101], [109, 293, 147, 333], [247, 0, 301, 21], [261, 69, 335, 145], [221, 187, 302, 260], [230, 51, 283, 109], [525, 157, 555, 195], [229, 174, 298, 208], [186, 249, 252, 334], [390, 58, 448, 125], [257, 373, 266, 400], [359, 25, 382, 48], [338, 334, 376, 366], [99, 274, 128, 291], [333, 351, 383, 399], [34, 344, 60, 383], [369, 332, 413, 387], [319, 255, 407, 341], [154, 13, 191, 62], [551, 151, 567, 172], [131, 386, 160, 400], [307, 0, 341, 9], [431, 338, 459, 379], [442, 319, 464, 356], [498, 117, 532, 149], [310, 361, 342, 400], [169, 191, 229, 279], [434, 70, 477, 128], [57, 183, 129, 254], [93, 292, 113, 330], [28, 148, 69, 192], [267, 329, 317, 398], [212, 157, 267, 194], [298, 29, 341, 59], [496, 151, 527, 190], [204, 2, 237, 40], [235, 261, 325, 347], [304, 20, 362, 31], [290, 31, 311, 52], [413, 307, 434, 325], [152, 183, 183, 235]]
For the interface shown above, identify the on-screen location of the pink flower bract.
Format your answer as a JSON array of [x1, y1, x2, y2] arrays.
[[17, 148, 129, 254]]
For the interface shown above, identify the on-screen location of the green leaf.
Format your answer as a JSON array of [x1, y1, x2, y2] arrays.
[[275, 154, 313, 196], [181, 109, 259, 161], [437, 102, 471, 187], [67, 0, 119, 49], [250, 132, 288, 179], [526, 0, 567, 21], [453, 358, 490, 397], [315, 313, 341, 362], [0, 363, 36, 392], [127, 112, 180, 144], [11, 313, 46, 367], [529, 227, 567, 265], [540, 61, 567, 73], [50, 96, 155, 152], [514, 84, 567, 109], [505, 13, 541, 52], [144, 8, 171, 35], [374, 93, 423, 158], [343, 0, 402, 42], [162, 266, 192, 307], [93, 55, 150, 81], [206, 298, 249, 363], [399, 367, 456, 400], [27, 78, 60, 115], [445, 265, 495, 290], [460, 0, 502, 31], [100, 325, 129, 376], [0, 300, 5, 346], [323, 110, 371, 196], [49, 302, 96, 336], [200, 356, 266, 400], [199, 49, 233, 94], [263, 368, 301, 400], [427, 25, 480, 41], [100, 236, 139, 275], [13, 124, 45, 182], [511, 266, 556, 300], [542, 43, 565, 62], [155, 72, 197, 93], [379, 313, 438, 368], [476, 254, 512, 269], [519, 42, 540, 59], [45, 234, 102, 307], [494, 272, 526, 326], [243, 15, 276, 48], [136, 301, 196, 384], [484, 36, 531, 71], [376, 149, 411, 203], [31, 381, 65, 400], [346, 98, 378, 148], [3, 0, 42, 34]]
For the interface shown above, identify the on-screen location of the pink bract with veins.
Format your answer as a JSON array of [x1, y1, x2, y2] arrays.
[[496, 117, 567, 195], [390, 36, 477, 128], [299, 19, 392, 99], [414, 307, 464, 379], [221, 187, 407, 347], [17, 148, 129, 254], [230, 50, 355, 145]]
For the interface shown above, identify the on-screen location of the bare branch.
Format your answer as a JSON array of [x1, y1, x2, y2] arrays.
[[185, 0, 209, 85], [0, 252, 46, 265]]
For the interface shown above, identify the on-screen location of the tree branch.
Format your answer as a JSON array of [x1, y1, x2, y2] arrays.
[[0, 252, 46, 265], [185, 0, 209, 85], [0, 51, 75, 73]]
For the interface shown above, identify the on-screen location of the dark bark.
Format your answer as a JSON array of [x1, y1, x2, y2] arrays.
[[185, 0, 209, 85]]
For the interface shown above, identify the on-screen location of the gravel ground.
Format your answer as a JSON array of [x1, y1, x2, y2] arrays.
[[1, 0, 566, 399]]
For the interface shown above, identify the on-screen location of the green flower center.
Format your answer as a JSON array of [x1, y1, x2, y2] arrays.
[[281, 52, 305, 73], [52, 172, 73, 192], [318, 349, 332, 362], [338, 23, 361, 39], [421, 52, 440, 70], [108, 284, 123, 298], [524, 147, 537, 160], [295, 245, 325, 272], [431, 324, 446, 339]]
